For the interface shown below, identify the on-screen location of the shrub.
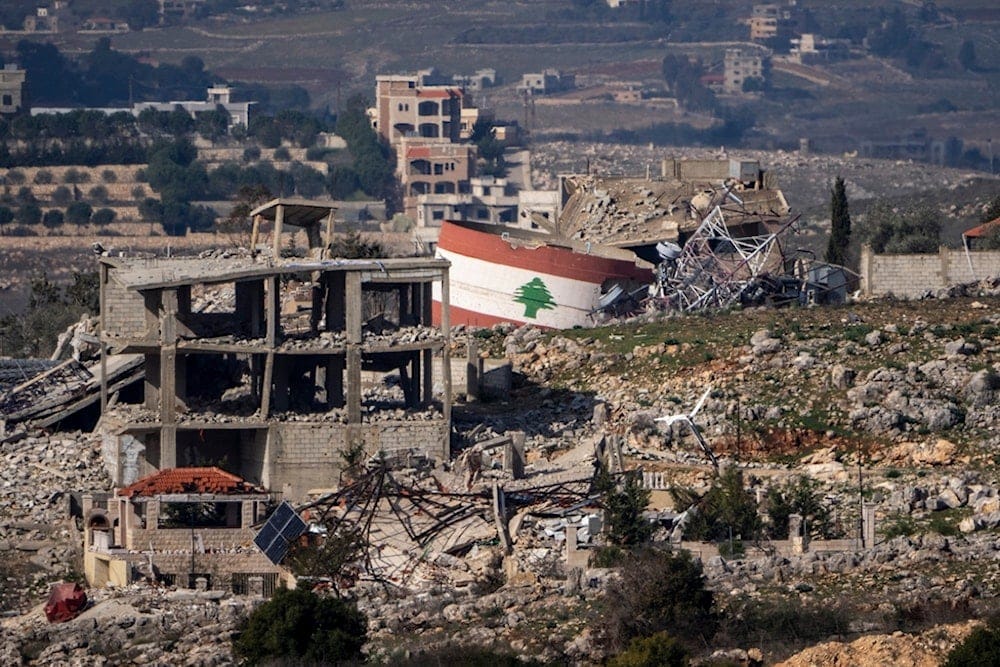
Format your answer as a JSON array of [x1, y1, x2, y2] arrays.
[[391, 645, 541, 666], [305, 146, 333, 161], [607, 631, 689, 667], [52, 186, 72, 206], [242, 146, 261, 162], [603, 548, 717, 652], [87, 185, 109, 204], [273, 146, 291, 160], [66, 201, 93, 225], [721, 595, 851, 646], [17, 203, 42, 225], [945, 622, 1000, 666], [5, 169, 25, 185], [101, 169, 118, 183], [16, 186, 36, 205], [131, 185, 146, 200], [596, 468, 653, 546], [64, 168, 90, 184], [91, 208, 116, 225], [0, 206, 13, 225], [232, 587, 366, 666], [33, 170, 53, 184], [765, 476, 835, 539], [42, 209, 64, 227], [673, 467, 760, 543]]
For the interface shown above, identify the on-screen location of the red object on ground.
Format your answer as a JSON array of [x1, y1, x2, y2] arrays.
[[44, 582, 87, 623]]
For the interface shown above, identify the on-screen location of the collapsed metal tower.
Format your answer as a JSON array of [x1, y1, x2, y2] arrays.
[[650, 192, 801, 312]]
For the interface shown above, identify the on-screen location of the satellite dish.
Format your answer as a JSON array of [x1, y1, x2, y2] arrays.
[[656, 241, 682, 261], [597, 283, 626, 310]]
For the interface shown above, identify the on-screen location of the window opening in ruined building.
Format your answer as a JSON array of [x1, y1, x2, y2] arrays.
[[158, 501, 237, 529]]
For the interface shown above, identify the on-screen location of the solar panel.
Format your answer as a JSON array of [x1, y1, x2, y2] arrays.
[[254, 501, 308, 565]]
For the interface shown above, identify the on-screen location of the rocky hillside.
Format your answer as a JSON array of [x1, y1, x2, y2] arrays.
[[5, 290, 1000, 664]]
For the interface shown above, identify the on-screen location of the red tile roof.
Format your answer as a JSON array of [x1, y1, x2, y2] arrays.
[[962, 217, 1000, 239], [118, 467, 268, 498]]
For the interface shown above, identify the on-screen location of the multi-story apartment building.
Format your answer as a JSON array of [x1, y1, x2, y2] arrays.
[[374, 75, 464, 148]]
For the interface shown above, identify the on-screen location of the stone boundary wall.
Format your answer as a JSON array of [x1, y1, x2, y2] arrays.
[[860, 245, 1000, 298]]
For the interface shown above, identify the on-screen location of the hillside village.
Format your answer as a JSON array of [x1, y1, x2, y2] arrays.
[[0, 1, 998, 666]]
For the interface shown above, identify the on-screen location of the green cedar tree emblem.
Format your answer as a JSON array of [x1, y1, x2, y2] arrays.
[[513, 277, 556, 318]]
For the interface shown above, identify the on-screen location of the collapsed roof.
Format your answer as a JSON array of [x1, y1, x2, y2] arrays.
[[554, 158, 789, 249]]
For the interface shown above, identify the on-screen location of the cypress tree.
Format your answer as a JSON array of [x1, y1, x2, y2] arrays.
[[825, 176, 851, 266]]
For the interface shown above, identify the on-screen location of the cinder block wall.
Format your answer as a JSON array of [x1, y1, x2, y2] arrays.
[[268, 420, 449, 499], [860, 246, 1000, 297], [103, 280, 147, 337]]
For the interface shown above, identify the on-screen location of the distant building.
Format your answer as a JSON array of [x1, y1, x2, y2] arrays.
[[23, 6, 59, 33], [80, 17, 131, 33], [746, 3, 797, 41], [399, 138, 475, 218], [159, 0, 205, 23], [453, 69, 497, 92], [789, 33, 851, 63], [133, 85, 252, 130], [723, 49, 764, 94], [516, 69, 576, 96], [0, 65, 27, 115], [374, 74, 464, 148]]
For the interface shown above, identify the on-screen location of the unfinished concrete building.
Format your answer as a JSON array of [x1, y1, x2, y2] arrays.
[[97, 199, 452, 502]]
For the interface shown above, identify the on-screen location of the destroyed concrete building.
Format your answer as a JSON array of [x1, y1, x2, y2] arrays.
[[555, 157, 788, 262], [96, 199, 453, 502]]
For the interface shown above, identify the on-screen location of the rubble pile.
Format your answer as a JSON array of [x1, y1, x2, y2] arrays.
[[1, 587, 255, 666], [0, 431, 110, 611]]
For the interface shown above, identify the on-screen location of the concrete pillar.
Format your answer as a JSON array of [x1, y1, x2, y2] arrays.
[[272, 203, 284, 257], [862, 503, 876, 549], [504, 431, 525, 479], [160, 426, 177, 470], [466, 337, 480, 401], [346, 349, 361, 424], [146, 499, 160, 530], [789, 513, 808, 554], [241, 500, 254, 529]]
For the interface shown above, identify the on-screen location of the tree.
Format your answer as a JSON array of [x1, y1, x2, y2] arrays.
[[232, 587, 366, 666], [825, 176, 852, 266], [0, 206, 13, 226], [595, 468, 653, 546], [765, 476, 835, 539], [513, 277, 556, 319], [17, 203, 42, 225], [945, 621, 1000, 666], [958, 40, 977, 71], [66, 201, 93, 225], [92, 208, 116, 225], [603, 548, 717, 652], [607, 631, 689, 667], [858, 201, 940, 254], [52, 186, 72, 206], [42, 209, 64, 228], [673, 467, 760, 543]]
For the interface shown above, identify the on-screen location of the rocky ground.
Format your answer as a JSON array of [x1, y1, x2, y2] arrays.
[[5, 289, 1000, 664]]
